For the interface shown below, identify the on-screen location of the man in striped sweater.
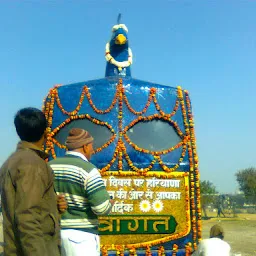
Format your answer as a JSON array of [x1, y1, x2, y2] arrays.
[[49, 128, 113, 256]]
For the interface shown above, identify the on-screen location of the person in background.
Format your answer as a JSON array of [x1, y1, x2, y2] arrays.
[[217, 195, 226, 218], [192, 224, 231, 256], [49, 128, 113, 256], [0, 107, 66, 256]]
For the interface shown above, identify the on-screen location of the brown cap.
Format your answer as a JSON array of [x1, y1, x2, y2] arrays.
[[65, 128, 93, 150], [210, 224, 224, 238]]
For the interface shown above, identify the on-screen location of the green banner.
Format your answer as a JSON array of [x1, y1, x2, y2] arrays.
[[99, 215, 177, 235]]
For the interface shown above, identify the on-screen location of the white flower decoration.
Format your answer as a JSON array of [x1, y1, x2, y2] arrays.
[[152, 200, 164, 213], [112, 24, 128, 33], [139, 200, 151, 212], [105, 42, 133, 70]]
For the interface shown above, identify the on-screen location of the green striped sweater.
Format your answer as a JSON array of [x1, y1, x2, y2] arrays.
[[49, 151, 111, 234]]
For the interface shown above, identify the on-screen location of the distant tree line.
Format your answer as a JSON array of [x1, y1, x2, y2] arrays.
[[200, 167, 256, 217], [236, 167, 256, 207]]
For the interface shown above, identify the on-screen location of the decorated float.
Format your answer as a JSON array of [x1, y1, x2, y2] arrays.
[[43, 17, 201, 256]]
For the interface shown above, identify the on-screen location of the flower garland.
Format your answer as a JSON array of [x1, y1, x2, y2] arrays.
[[101, 170, 189, 179], [178, 86, 201, 249], [105, 42, 133, 70], [42, 94, 52, 153], [145, 246, 152, 256], [178, 86, 197, 243], [43, 87, 56, 157], [122, 87, 154, 115], [152, 92, 180, 118], [129, 247, 137, 256], [101, 245, 108, 256], [172, 244, 179, 256], [84, 86, 118, 114], [154, 143, 187, 173], [100, 148, 118, 174], [55, 85, 85, 116], [123, 146, 157, 174], [123, 114, 184, 156], [51, 114, 115, 138], [185, 90, 202, 244], [185, 243, 193, 256], [122, 87, 180, 117], [157, 246, 165, 256], [45, 81, 186, 171], [55, 85, 118, 116], [115, 245, 125, 256], [49, 114, 117, 159], [118, 79, 123, 172]]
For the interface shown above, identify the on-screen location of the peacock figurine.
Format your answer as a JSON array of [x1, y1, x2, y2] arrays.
[[105, 14, 132, 77]]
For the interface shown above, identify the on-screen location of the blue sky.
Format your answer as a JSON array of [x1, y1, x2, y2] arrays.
[[0, 1, 255, 193]]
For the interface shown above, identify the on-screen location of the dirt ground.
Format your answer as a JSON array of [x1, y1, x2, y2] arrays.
[[201, 214, 256, 256], [0, 214, 256, 255]]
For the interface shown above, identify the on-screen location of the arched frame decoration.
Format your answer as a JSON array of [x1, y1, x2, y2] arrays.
[[42, 79, 201, 255]]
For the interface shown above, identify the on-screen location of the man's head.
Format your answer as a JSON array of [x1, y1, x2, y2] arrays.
[[66, 128, 94, 160], [210, 224, 224, 239], [14, 107, 47, 144]]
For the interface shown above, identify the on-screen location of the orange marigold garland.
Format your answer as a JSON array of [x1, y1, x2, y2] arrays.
[[55, 84, 119, 116], [155, 143, 187, 173], [184, 90, 202, 243], [42, 95, 49, 117], [101, 245, 109, 256], [123, 87, 154, 115], [153, 93, 180, 118], [44, 88, 57, 157], [46, 81, 188, 172], [100, 148, 118, 174], [115, 245, 125, 256], [145, 246, 152, 256], [157, 246, 166, 256], [123, 114, 184, 137], [185, 243, 193, 256], [55, 85, 85, 116], [178, 86, 199, 246], [123, 86, 180, 118], [129, 247, 137, 256], [118, 79, 124, 172], [49, 114, 116, 154], [84, 86, 118, 114], [123, 145, 157, 174], [123, 114, 185, 157], [172, 244, 179, 256]]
